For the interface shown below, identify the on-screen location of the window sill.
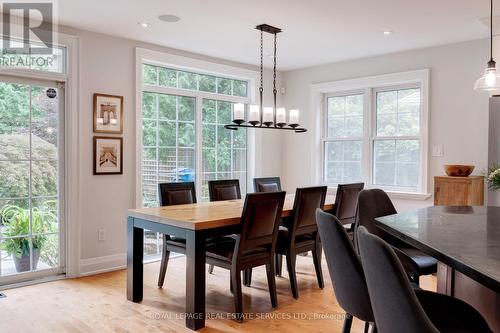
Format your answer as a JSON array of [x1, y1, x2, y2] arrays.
[[327, 186, 432, 201]]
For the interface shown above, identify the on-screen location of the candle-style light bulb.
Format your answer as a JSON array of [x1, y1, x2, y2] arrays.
[[248, 105, 260, 126], [276, 107, 286, 127], [289, 109, 299, 128], [232, 103, 245, 125], [263, 107, 274, 126]]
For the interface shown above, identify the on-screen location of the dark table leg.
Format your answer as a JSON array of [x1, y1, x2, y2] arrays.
[[185, 229, 206, 330], [127, 217, 144, 302]]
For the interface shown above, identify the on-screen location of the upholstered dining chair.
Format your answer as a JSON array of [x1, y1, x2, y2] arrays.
[[315, 209, 375, 333], [331, 183, 364, 226], [207, 179, 241, 275], [357, 226, 492, 333], [208, 179, 241, 202], [157, 182, 220, 287], [253, 177, 282, 193], [273, 186, 327, 299], [355, 189, 437, 285], [205, 191, 286, 320]]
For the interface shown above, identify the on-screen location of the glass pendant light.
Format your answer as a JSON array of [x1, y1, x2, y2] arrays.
[[474, 0, 500, 90]]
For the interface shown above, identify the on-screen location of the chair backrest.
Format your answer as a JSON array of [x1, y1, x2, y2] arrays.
[[235, 191, 286, 258], [315, 209, 373, 322], [333, 183, 364, 224], [354, 188, 396, 246], [208, 179, 241, 201], [253, 177, 282, 193], [158, 182, 197, 206], [290, 186, 327, 236], [357, 226, 439, 333]]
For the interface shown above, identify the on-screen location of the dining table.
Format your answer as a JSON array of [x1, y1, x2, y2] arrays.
[[126, 193, 336, 330], [375, 205, 500, 332]]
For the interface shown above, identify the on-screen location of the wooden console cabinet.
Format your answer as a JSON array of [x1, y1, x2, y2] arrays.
[[434, 176, 484, 206]]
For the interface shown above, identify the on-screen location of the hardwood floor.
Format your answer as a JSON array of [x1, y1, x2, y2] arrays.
[[1, 254, 436, 333]]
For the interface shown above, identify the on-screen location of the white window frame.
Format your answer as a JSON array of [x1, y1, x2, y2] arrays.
[[135, 48, 257, 207], [313, 69, 430, 199]]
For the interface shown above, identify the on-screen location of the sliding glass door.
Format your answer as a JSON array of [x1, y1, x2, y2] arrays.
[[0, 76, 64, 284]]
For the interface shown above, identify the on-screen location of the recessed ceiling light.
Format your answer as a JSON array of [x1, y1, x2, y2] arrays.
[[383, 30, 393, 35], [138, 22, 151, 28], [158, 14, 181, 23]]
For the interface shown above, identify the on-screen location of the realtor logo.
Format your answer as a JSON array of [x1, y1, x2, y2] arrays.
[[2, 1, 54, 54]]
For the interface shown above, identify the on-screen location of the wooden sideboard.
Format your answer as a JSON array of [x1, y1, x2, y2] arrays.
[[434, 176, 484, 206]]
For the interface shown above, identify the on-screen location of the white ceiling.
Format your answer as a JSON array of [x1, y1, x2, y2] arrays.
[[57, 0, 493, 70]]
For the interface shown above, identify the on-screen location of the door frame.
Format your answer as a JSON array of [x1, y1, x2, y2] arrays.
[[0, 32, 80, 285]]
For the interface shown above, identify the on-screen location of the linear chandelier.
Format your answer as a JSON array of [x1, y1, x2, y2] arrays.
[[224, 24, 307, 133]]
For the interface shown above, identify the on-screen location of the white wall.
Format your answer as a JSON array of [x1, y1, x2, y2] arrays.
[[57, 26, 283, 274], [280, 39, 490, 207]]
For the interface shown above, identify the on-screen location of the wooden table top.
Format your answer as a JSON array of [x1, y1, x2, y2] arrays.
[[128, 194, 336, 230]]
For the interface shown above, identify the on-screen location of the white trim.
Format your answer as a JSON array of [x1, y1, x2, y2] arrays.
[[312, 69, 430, 195], [135, 48, 258, 208], [79, 253, 126, 277], [0, 32, 80, 281]]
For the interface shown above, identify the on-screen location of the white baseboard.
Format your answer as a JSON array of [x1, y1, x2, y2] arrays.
[[79, 253, 126, 277]]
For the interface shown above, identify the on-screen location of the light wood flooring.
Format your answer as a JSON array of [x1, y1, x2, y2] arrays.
[[1, 254, 435, 333]]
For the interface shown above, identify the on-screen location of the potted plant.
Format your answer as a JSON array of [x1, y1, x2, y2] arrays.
[[0, 203, 57, 272], [487, 164, 500, 190]]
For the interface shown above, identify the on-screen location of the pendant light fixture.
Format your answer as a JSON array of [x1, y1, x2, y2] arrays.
[[474, 0, 500, 90], [224, 24, 307, 133]]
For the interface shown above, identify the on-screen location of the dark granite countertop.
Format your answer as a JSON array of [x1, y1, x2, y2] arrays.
[[375, 206, 500, 293]]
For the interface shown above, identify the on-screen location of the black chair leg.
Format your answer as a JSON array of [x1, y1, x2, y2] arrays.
[[312, 243, 324, 289], [208, 264, 214, 274], [231, 268, 243, 321], [157, 234, 170, 288], [275, 254, 283, 277], [265, 262, 278, 309], [286, 252, 299, 299], [342, 313, 353, 333], [363, 321, 370, 333], [243, 269, 253, 287]]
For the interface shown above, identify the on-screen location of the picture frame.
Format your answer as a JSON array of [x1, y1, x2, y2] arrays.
[[93, 93, 123, 134], [93, 136, 123, 175]]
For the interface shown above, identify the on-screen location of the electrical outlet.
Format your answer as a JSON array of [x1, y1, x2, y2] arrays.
[[98, 229, 106, 241]]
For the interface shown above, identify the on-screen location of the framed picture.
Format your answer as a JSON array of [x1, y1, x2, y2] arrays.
[[93, 136, 123, 175], [93, 93, 123, 134]]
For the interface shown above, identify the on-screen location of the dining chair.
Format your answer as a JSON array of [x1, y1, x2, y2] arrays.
[[357, 226, 492, 333], [354, 189, 437, 285], [205, 191, 286, 320], [207, 179, 241, 275], [273, 186, 327, 299], [253, 177, 282, 193], [331, 183, 364, 226], [316, 209, 375, 333], [208, 179, 241, 201], [157, 182, 218, 287]]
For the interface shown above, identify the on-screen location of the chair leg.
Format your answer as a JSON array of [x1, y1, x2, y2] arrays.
[[265, 262, 278, 309], [208, 264, 214, 274], [231, 268, 243, 321], [342, 313, 353, 333], [243, 269, 253, 287], [363, 321, 370, 333], [157, 234, 170, 288], [275, 254, 283, 277], [312, 243, 324, 289], [286, 252, 299, 299], [370, 323, 377, 333], [411, 272, 420, 286]]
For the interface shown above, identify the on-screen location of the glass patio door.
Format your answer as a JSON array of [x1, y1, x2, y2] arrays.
[[0, 75, 64, 285]]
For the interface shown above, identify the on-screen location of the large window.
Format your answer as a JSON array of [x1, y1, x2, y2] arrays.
[[322, 78, 426, 194], [139, 63, 250, 257]]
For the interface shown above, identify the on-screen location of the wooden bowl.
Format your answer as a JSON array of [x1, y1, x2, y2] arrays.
[[444, 165, 474, 177]]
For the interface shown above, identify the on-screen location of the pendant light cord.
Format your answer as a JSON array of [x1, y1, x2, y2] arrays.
[[259, 28, 264, 122], [491, 0, 494, 61], [273, 32, 277, 116]]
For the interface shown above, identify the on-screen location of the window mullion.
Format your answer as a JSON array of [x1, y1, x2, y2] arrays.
[[195, 97, 203, 201]]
